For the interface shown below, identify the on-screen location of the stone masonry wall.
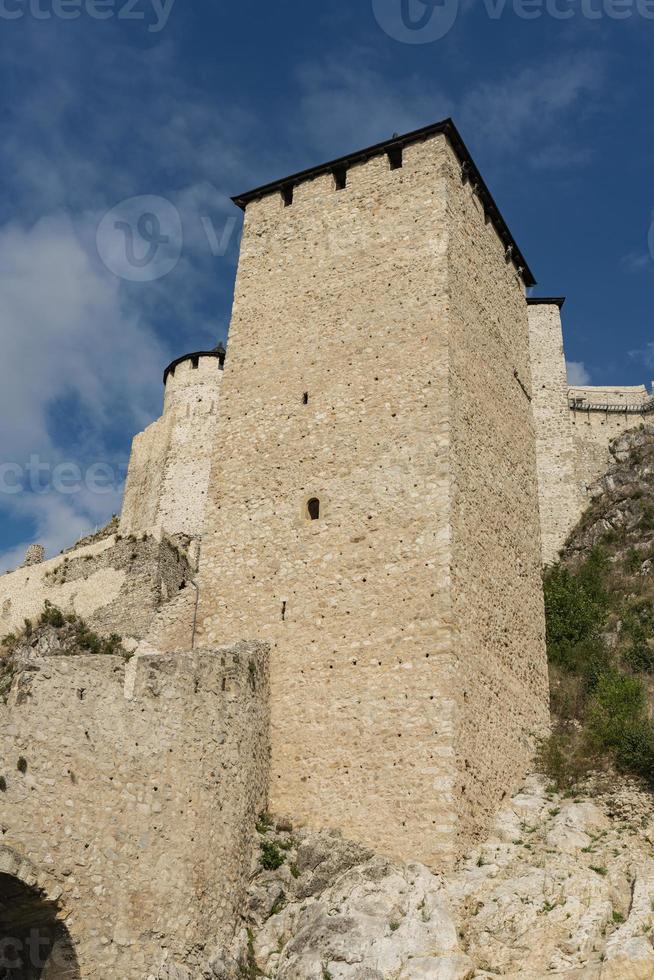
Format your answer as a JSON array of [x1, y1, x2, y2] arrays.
[[528, 303, 583, 564], [120, 356, 222, 539], [0, 642, 269, 978], [446, 149, 550, 850], [0, 531, 192, 642], [569, 384, 653, 496], [196, 134, 457, 869]]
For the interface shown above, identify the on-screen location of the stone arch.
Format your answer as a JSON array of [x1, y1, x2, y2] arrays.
[[0, 849, 79, 980]]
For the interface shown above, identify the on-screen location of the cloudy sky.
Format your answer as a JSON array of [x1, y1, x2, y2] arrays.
[[0, 0, 652, 567]]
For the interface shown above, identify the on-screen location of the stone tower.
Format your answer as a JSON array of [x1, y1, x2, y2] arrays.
[[120, 345, 224, 538], [527, 298, 583, 565], [195, 120, 550, 869]]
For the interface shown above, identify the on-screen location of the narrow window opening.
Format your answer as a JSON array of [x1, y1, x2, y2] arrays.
[[333, 166, 347, 190], [307, 498, 321, 521], [282, 184, 294, 207], [387, 146, 403, 171], [191, 355, 200, 369], [302, 392, 309, 405], [281, 601, 287, 621]]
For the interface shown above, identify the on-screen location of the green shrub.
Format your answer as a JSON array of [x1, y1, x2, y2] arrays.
[[543, 552, 609, 669], [536, 730, 596, 791], [615, 721, 654, 786], [542, 548, 654, 790], [260, 841, 284, 871], [40, 601, 65, 628], [586, 672, 647, 751], [625, 549, 643, 574]]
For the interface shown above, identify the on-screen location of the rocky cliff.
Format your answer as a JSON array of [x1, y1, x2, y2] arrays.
[[201, 774, 654, 979]]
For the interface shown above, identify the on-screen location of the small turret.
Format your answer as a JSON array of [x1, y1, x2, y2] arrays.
[[120, 342, 226, 539], [162, 345, 226, 414]]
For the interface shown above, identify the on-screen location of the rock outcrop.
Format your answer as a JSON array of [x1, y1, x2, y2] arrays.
[[220, 774, 654, 979], [565, 424, 654, 564]]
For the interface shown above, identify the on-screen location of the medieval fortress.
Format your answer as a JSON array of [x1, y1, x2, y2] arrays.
[[0, 118, 651, 978]]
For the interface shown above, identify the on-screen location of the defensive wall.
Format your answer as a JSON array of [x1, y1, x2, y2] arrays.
[[0, 642, 269, 978], [527, 296, 653, 562]]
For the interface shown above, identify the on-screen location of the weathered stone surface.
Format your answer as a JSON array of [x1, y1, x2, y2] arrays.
[[563, 424, 654, 562], [0, 642, 270, 978], [0, 529, 192, 642], [22, 543, 45, 567], [528, 302, 583, 565], [120, 353, 223, 539], [241, 775, 654, 979], [194, 129, 549, 871]]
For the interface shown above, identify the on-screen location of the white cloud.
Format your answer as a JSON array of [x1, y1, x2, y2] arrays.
[[0, 213, 166, 569], [292, 47, 605, 171], [0, 25, 263, 569], [294, 51, 451, 158], [628, 343, 654, 371], [459, 54, 603, 159], [567, 360, 592, 386]]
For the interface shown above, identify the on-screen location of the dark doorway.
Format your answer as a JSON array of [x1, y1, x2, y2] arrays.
[[307, 498, 320, 521], [0, 875, 80, 979]]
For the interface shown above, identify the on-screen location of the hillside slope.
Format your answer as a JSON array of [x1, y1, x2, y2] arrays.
[[541, 424, 654, 789]]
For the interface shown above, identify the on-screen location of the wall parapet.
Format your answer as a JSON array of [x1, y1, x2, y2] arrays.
[[569, 390, 654, 415]]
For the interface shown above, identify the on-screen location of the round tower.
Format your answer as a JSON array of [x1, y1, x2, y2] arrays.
[[162, 344, 226, 414], [120, 344, 226, 539]]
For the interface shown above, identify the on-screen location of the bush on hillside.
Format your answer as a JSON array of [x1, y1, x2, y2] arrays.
[[540, 548, 654, 790]]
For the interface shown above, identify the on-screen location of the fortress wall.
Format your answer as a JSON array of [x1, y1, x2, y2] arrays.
[[528, 304, 583, 563], [0, 532, 192, 642], [446, 150, 550, 849], [196, 135, 459, 868], [569, 385, 652, 494], [120, 357, 222, 539], [0, 643, 269, 978]]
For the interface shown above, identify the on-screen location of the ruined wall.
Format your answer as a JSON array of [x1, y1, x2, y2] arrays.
[[528, 303, 583, 564], [0, 643, 269, 978], [446, 150, 550, 850], [195, 131, 548, 869], [120, 355, 222, 539], [569, 385, 653, 494], [0, 531, 192, 642]]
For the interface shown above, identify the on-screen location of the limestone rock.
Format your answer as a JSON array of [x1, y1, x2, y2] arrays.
[[245, 775, 654, 979]]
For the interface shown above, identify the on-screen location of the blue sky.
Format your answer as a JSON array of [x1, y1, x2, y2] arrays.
[[0, 0, 652, 566]]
